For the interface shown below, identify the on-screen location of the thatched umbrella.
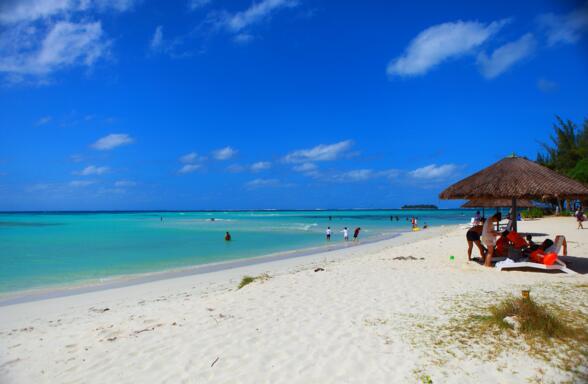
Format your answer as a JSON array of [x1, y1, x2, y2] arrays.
[[440, 155, 588, 231], [461, 199, 535, 209], [462, 199, 535, 218]]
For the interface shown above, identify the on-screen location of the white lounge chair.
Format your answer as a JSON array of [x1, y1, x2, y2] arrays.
[[496, 235, 577, 275]]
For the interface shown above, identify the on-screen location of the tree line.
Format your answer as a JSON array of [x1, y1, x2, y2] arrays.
[[537, 116, 588, 184]]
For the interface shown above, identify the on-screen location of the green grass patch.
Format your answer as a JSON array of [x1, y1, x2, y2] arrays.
[[483, 296, 573, 338], [237, 273, 270, 289]]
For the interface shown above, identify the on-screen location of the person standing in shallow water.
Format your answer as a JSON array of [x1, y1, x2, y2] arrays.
[[326, 226, 331, 241], [342, 227, 349, 241], [224, 232, 231, 241], [353, 227, 361, 241]]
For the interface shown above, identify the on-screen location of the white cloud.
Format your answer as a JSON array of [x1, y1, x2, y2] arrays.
[[0, 0, 73, 24], [219, 0, 299, 33], [537, 78, 558, 93], [213, 146, 237, 160], [0, 0, 135, 83], [226, 164, 245, 173], [387, 19, 508, 77], [537, 5, 588, 46], [35, 115, 52, 126], [178, 163, 201, 174], [330, 169, 375, 182], [179, 151, 204, 164], [69, 179, 96, 187], [284, 140, 354, 163], [251, 161, 271, 171], [319, 168, 399, 183], [477, 33, 536, 79], [75, 165, 109, 176], [245, 178, 280, 189], [150, 25, 163, 51], [70, 154, 84, 162], [188, 0, 211, 11], [91, 133, 134, 150], [0, 0, 136, 24], [114, 180, 136, 187], [292, 162, 317, 172], [409, 164, 457, 179], [0, 21, 109, 78], [233, 32, 254, 44]]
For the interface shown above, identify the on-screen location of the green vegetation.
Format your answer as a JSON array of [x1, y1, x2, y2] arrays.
[[401, 204, 438, 209], [405, 292, 588, 380], [521, 207, 544, 219], [537, 116, 588, 184], [482, 296, 572, 338], [237, 273, 271, 289], [536, 116, 588, 212]]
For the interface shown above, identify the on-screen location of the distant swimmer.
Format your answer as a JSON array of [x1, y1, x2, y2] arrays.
[[210, 218, 216, 222], [342, 227, 349, 241], [326, 226, 331, 241], [160, 216, 163, 222], [329, 215, 332, 221], [353, 227, 361, 241], [225, 232, 231, 241]]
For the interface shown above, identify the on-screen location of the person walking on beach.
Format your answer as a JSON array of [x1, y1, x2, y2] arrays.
[[326, 226, 331, 241], [225, 232, 231, 241], [353, 227, 361, 241], [576, 207, 585, 229], [342, 227, 349, 241]]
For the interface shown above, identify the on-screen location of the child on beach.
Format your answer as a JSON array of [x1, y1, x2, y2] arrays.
[[326, 227, 331, 240], [342, 227, 349, 241]]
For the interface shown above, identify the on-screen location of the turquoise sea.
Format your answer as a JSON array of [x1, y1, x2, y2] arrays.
[[0, 210, 474, 293]]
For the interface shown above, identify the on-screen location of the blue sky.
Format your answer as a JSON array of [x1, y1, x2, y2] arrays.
[[1, 0, 587, 210]]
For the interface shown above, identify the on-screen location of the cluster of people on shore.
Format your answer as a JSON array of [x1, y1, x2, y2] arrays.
[[466, 212, 566, 267], [325, 226, 361, 242]]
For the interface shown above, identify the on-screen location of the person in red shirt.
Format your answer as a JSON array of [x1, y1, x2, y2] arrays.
[[353, 227, 361, 241], [225, 232, 231, 241]]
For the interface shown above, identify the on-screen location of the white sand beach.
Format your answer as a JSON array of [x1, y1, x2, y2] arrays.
[[1, 217, 587, 383]]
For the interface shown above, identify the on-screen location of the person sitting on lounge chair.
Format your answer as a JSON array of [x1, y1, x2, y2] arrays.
[[495, 231, 512, 258]]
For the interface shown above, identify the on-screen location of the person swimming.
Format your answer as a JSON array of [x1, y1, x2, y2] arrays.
[[225, 232, 231, 241]]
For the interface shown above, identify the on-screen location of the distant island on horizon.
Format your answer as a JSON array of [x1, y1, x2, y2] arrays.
[[400, 205, 439, 210]]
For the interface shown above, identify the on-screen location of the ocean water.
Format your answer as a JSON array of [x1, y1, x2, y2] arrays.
[[0, 210, 474, 293]]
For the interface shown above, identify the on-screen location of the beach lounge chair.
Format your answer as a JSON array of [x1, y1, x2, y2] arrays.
[[495, 235, 577, 275]]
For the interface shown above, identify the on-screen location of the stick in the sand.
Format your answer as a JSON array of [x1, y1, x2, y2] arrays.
[[211, 357, 220, 367]]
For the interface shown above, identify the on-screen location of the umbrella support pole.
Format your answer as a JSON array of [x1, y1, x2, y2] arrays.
[[512, 198, 517, 232]]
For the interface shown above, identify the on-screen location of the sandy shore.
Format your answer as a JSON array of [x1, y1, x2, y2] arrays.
[[1, 217, 587, 383]]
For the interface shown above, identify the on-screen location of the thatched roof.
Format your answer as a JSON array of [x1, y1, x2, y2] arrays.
[[440, 156, 588, 200], [461, 199, 535, 208]]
